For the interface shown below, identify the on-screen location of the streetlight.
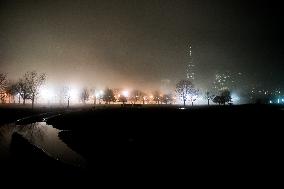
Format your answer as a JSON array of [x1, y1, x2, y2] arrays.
[[122, 90, 129, 98]]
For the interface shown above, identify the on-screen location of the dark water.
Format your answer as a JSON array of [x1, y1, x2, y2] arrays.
[[0, 122, 86, 167]]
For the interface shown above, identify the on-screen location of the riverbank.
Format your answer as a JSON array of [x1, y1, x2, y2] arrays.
[[0, 104, 282, 183], [46, 104, 282, 181], [0, 104, 91, 124]]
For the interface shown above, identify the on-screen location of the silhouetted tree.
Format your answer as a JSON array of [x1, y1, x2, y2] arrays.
[[17, 78, 30, 105], [13, 82, 21, 104], [188, 89, 199, 106], [118, 95, 127, 105], [220, 89, 232, 105], [153, 91, 161, 104], [130, 90, 144, 104], [80, 87, 89, 104], [176, 79, 197, 106], [139, 95, 149, 104], [213, 95, 222, 105], [22, 71, 46, 108], [0, 73, 8, 103], [103, 88, 116, 104], [6, 82, 18, 103], [161, 94, 173, 104], [213, 89, 232, 105]]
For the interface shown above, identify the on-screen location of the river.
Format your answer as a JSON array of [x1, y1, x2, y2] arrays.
[[0, 121, 86, 168]]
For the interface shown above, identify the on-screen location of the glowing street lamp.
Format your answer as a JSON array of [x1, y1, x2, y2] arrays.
[[39, 87, 55, 104], [95, 90, 104, 104], [142, 96, 147, 104], [122, 90, 129, 98], [69, 88, 79, 101]]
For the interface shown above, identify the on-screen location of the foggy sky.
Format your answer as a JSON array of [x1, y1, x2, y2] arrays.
[[1, 0, 283, 90]]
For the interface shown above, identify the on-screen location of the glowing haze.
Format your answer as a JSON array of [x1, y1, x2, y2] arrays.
[[0, 0, 283, 91]]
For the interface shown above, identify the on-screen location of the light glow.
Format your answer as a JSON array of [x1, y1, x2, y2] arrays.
[[122, 90, 129, 97], [231, 93, 240, 104], [39, 86, 55, 103], [68, 87, 80, 102]]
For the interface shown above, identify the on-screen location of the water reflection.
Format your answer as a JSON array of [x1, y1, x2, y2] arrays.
[[0, 122, 86, 168], [0, 124, 15, 160]]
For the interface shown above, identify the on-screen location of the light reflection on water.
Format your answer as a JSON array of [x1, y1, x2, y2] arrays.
[[0, 122, 86, 168]]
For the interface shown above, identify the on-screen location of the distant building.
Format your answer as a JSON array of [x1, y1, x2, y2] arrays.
[[160, 79, 171, 94], [213, 71, 243, 91], [186, 45, 195, 81]]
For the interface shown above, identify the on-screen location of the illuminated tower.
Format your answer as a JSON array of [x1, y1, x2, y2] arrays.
[[186, 45, 195, 81]]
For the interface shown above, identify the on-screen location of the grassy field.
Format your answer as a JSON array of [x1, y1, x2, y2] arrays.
[[0, 104, 282, 183]]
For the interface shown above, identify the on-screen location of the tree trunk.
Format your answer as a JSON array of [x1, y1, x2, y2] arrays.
[[23, 98, 26, 105], [32, 94, 35, 109], [183, 100, 186, 106], [67, 98, 70, 108], [192, 101, 193, 106], [18, 95, 21, 104], [208, 99, 210, 106]]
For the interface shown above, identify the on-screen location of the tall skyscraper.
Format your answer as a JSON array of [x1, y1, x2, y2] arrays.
[[160, 79, 171, 94], [186, 45, 195, 81]]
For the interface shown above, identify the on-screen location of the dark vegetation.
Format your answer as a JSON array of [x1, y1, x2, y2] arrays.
[[0, 105, 282, 184]]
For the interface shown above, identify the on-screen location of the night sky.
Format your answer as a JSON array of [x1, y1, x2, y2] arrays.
[[0, 0, 283, 90]]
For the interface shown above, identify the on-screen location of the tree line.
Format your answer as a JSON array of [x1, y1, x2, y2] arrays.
[[0, 71, 46, 108], [0, 71, 233, 108]]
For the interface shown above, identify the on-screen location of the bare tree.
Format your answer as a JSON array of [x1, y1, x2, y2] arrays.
[[153, 91, 161, 104], [142, 95, 147, 105], [90, 88, 97, 105], [176, 79, 198, 106], [17, 79, 30, 105], [6, 81, 18, 103], [21, 71, 46, 108], [80, 87, 89, 104], [103, 88, 116, 104], [130, 90, 144, 104], [188, 89, 199, 106], [0, 73, 7, 103], [118, 95, 127, 105], [161, 94, 173, 104]]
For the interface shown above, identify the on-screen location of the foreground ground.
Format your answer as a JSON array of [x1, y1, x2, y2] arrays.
[[0, 104, 282, 185]]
